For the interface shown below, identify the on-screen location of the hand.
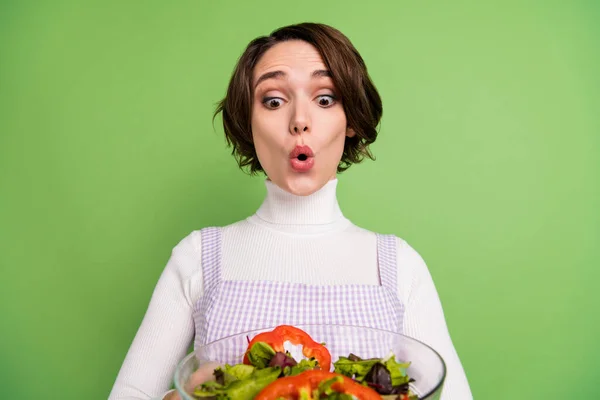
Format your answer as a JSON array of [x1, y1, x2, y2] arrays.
[[163, 390, 180, 400], [163, 361, 222, 400]]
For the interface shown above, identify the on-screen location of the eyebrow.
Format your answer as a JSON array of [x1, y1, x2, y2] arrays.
[[254, 70, 286, 89], [311, 69, 331, 79], [254, 69, 332, 89]]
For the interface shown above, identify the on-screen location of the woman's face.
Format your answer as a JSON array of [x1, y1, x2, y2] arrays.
[[251, 40, 354, 196]]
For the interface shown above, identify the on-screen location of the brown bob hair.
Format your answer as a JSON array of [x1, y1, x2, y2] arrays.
[[214, 22, 383, 174]]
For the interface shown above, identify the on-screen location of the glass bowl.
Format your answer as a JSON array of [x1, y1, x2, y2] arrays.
[[174, 324, 445, 399]]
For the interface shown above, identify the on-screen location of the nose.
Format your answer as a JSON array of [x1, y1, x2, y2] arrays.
[[289, 101, 311, 135], [292, 124, 309, 134]]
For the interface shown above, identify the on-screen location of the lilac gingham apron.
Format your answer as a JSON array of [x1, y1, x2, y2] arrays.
[[192, 227, 405, 364]]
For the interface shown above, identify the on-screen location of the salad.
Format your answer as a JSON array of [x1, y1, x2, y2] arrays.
[[189, 325, 419, 400]]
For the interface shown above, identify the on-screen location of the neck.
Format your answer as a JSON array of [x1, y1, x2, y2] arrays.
[[251, 179, 346, 231]]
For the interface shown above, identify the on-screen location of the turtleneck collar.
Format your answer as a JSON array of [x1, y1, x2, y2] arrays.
[[253, 179, 346, 226]]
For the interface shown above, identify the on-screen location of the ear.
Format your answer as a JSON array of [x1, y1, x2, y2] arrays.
[[346, 127, 356, 138]]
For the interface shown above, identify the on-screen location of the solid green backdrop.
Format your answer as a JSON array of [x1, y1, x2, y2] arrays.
[[1, 1, 599, 399]]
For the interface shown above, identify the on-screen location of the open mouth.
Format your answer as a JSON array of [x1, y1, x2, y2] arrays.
[[289, 145, 315, 172]]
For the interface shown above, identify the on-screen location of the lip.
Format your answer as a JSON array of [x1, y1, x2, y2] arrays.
[[289, 145, 314, 159], [289, 145, 315, 172]]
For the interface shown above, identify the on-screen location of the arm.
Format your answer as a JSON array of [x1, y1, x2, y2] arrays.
[[108, 231, 204, 400], [396, 238, 473, 400]]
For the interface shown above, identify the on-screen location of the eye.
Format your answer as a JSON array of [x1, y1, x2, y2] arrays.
[[316, 94, 336, 108], [262, 97, 284, 109]]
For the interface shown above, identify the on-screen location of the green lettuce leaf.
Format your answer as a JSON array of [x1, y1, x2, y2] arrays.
[[192, 380, 224, 398], [284, 358, 319, 376], [384, 357, 411, 386], [333, 356, 379, 382], [224, 367, 281, 400], [246, 341, 276, 368], [217, 363, 256, 385], [194, 366, 281, 400]]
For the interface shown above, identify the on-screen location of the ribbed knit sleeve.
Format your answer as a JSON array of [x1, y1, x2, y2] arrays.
[[108, 231, 204, 400], [396, 238, 473, 400]]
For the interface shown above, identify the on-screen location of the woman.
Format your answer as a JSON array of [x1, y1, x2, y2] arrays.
[[109, 22, 473, 400]]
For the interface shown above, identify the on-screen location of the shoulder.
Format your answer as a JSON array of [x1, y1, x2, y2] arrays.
[[172, 218, 269, 257], [159, 230, 203, 285], [391, 235, 432, 281], [344, 223, 428, 269], [387, 235, 441, 305], [359, 230, 432, 293], [170, 229, 203, 258], [347, 224, 424, 260], [393, 236, 428, 268], [342, 224, 428, 261], [162, 228, 217, 302], [171, 224, 233, 253]]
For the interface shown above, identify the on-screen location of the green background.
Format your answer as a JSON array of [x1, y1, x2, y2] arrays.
[[1, 1, 598, 399]]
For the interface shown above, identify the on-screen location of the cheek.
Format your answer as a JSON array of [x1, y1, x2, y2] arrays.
[[252, 106, 285, 139], [318, 109, 348, 148], [251, 111, 286, 166], [251, 109, 270, 145], [251, 126, 271, 165]]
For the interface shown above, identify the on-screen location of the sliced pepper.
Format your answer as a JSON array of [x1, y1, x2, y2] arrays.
[[254, 370, 381, 400], [272, 325, 332, 372], [243, 325, 331, 371]]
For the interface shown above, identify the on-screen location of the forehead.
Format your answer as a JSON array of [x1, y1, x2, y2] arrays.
[[253, 40, 327, 82]]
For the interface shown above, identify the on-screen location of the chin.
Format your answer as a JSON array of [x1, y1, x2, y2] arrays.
[[280, 174, 330, 196]]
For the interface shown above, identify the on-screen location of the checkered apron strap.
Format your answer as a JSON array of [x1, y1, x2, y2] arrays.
[[377, 233, 405, 333], [376, 233, 398, 290], [200, 227, 222, 290], [195, 227, 223, 345]]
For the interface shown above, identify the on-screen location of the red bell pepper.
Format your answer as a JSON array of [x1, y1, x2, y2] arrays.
[[243, 325, 331, 371], [255, 370, 381, 400]]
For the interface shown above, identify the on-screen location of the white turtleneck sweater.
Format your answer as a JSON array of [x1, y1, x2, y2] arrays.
[[109, 179, 472, 400]]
